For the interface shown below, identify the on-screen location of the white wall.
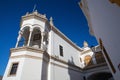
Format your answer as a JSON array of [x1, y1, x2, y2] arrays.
[[80, 0, 120, 80], [47, 28, 83, 80], [3, 50, 43, 80], [20, 57, 43, 80], [48, 30, 81, 67], [2, 57, 25, 80], [49, 61, 83, 80]]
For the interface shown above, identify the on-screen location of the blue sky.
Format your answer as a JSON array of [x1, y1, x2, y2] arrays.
[[0, 0, 98, 76]]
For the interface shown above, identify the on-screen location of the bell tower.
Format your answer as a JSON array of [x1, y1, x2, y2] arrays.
[[3, 10, 50, 80], [16, 10, 49, 49]]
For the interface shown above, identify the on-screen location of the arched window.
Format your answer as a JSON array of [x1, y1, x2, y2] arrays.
[[17, 27, 30, 47], [31, 28, 41, 48]]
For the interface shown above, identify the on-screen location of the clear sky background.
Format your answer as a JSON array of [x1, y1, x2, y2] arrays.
[[0, 0, 98, 76]]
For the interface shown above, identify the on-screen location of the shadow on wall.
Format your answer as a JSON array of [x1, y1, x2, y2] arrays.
[[87, 72, 113, 80], [68, 57, 83, 80], [41, 51, 50, 80]]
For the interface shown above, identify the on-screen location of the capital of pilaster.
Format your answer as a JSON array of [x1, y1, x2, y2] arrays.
[[41, 32, 45, 36], [30, 28, 33, 32], [18, 30, 23, 35]]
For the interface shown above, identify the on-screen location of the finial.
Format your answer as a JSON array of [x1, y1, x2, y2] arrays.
[[43, 14, 46, 18], [83, 41, 88, 47], [50, 17, 54, 26], [33, 4, 37, 12], [25, 12, 29, 15], [33, 10, 38, 14]]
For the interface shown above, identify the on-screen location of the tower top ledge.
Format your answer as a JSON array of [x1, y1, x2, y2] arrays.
[[21, 10, 47, 21]]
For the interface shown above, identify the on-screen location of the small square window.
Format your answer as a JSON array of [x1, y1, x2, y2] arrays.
[[9, 63, 19, 75]]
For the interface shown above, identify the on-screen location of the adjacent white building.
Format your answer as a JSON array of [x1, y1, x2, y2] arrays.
[[80, 0, 120, 80], [2, 10, 113, 80]]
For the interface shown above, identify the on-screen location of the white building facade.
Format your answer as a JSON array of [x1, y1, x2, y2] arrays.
[[80, 0, 120, 80], [3, 10, 113, 80]]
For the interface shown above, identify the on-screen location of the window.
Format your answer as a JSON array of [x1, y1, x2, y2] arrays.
[[59, 45, 63, 56], [33, 33, 41, 41], [80, 58, 82, 62], [95, 52, 106, 64], [9, 63, 19, 75]]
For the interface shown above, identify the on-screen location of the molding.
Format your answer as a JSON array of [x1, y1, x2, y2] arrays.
[[20, 12, 47, 27], [10, 54, 42, 60], [83, 62, 107, 70], [81, 49, 92, 54], [10, 46, 44, 54]]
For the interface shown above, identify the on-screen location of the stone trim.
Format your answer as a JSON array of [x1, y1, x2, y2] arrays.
[[10, 47, 44, 54], [81, 49, 92, 54], [20, 12, 47, 27], [83, 62, 107, 70], [10, 55, 42, 60]]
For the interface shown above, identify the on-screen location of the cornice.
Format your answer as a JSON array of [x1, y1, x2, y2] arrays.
[[10, 54, 42, 60], [20, 12, 47, 27], [83, 62, 107, 70], [81, 49, 92, 54], [10, 47, 44, 54]]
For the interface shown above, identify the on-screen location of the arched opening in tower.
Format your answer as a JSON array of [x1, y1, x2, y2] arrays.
[[31, 27, 41, 48], [18, 26, 30, 47]]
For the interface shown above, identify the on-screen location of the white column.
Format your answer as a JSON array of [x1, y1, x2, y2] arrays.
[[41, 32, 45, 49], [15, 31, 22, 48], [27, 28, 33, 46]]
